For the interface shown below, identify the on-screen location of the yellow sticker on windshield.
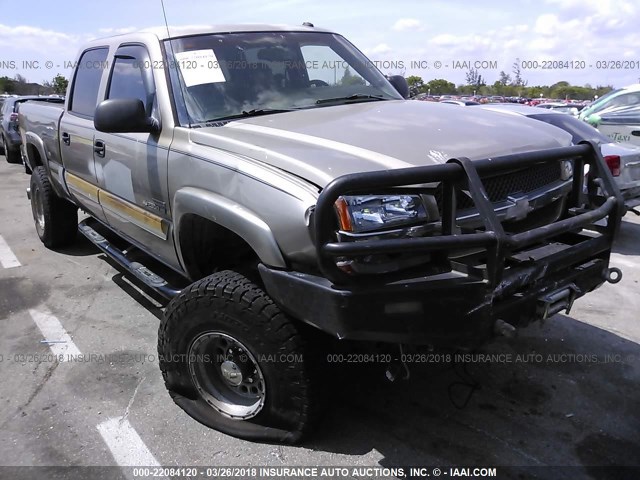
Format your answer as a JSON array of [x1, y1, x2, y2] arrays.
[[174, 49, 226, 86]]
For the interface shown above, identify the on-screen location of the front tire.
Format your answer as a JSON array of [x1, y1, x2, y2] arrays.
[[30, 166, 78, 248], [158, 270, 317, 443]]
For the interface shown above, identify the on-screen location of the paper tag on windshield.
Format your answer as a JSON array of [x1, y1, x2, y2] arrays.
[[174, 49, 226, 86]]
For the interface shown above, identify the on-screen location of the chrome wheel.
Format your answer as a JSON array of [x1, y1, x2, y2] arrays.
[[188, 331, 266, 419], [31, 185, 45, 238]]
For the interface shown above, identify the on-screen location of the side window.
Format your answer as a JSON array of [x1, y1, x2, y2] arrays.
[[610, 93, 640, 108], [107, 57, 149, 111], [70, 48, 109, 118]]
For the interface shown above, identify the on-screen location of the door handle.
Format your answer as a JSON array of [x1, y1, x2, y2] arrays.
[[62, 132, 70, 145], [94, 140, 106, 158], [632, 131, 640, 136]]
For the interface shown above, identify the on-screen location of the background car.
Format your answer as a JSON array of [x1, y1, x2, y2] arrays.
[[580, 84, 640, 125], [440, 99, 481, 106], [0, 95, 64, 164], [594, 105, 640, 148], [536, 102, 583, 115], [479, 103, 640, 213]]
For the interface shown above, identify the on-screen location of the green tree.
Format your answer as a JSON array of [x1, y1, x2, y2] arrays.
[[339, 67, 365, 86], [14, 73, 28, 84], [425, 78, 456, 95], [52, 74, 69, 95], [0, 76, 16, 94], [457, 84, 474, 95], [406, 75, 424, 89], [498, 70, 511, 86], [526, 86, 547, 98], [466, 68, 483, 86], [406, 75, 425, 97], [511, 58, 527, 87], [594, 85, 613, 98]]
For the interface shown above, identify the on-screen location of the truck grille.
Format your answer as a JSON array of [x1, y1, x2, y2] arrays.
[[435, 161, 563, 211]]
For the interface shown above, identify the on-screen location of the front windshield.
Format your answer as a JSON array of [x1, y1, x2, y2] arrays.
[[580, 88, 622, 118], [165, 31, 402, 125]]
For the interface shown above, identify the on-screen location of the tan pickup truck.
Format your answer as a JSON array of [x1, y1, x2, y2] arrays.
[[18, 24, 623, 443]]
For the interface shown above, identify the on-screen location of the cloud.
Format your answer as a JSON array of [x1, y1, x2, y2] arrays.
[[97, 27, 138, 35], [369, 43, 392, 55], [0, 24, 84, 53], [402, 0, 640, 87], [0, 24, 92, 82], [392, 18, 423, 31], [1, 1, 639, 88], [430, 34, 464, 47]]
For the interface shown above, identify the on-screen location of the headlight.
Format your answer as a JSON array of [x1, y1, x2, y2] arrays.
[[334, 194, 429, 233]]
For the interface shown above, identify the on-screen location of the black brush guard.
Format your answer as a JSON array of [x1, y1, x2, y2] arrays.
[[259, 141, 624, 346]]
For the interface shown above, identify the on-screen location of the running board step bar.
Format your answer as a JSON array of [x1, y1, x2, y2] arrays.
[[78, 220, 181, 300]]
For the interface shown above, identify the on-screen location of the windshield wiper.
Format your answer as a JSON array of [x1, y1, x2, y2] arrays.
[[315, 94, 386, 105], [203, 108, 296, 124]]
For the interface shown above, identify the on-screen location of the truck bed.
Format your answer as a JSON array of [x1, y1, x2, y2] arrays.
[[18, 100, 65, 169]]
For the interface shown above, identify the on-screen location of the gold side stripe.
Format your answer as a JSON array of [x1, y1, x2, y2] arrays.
[[99, 190, 169, 240], [65, 172, 168, 240], [66, 172, 100, 203]]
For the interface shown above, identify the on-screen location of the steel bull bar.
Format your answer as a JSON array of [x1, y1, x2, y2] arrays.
[[314, 140, 624, 294]]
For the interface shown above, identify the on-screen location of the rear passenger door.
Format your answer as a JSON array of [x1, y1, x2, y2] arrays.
[[93, 44, 176, 266], [61, 47, 109, 222]]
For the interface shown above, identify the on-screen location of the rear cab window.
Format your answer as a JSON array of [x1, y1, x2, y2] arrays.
[[69, 48, 109, 118]]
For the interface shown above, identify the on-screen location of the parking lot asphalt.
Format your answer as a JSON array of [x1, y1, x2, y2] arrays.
[[0, 155, 639, 479]]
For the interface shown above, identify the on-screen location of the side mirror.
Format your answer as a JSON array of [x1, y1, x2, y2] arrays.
[[94, 98, 158, 133], [387, 75, 410, 99]]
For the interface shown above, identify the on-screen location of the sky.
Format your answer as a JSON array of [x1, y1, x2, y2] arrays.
[[0, 0, 638, 89]]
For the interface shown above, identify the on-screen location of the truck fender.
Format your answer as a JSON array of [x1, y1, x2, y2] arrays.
[[23, 133, 47, 171], [23, 133, 71, 199], [173, 187, 287, 269]]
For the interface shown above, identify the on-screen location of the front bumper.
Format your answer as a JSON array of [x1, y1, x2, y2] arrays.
[[260, 234, 610, 346], [261, 141, 623, 347]]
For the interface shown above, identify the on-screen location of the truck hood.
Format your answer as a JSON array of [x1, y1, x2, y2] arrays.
[[189, 100, 572, 188]]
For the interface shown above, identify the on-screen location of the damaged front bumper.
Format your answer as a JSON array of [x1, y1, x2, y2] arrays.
[[260, 141, 624, 347]]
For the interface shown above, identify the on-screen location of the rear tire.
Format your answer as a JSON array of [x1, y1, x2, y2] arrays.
[[5, 148, 21, 164], [3, 137, 21, 164], [158, 270, 317, 443], [30, 166, 78, 248]]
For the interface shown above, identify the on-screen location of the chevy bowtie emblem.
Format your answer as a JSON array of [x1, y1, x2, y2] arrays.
[[506, 196, 532, 221]]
